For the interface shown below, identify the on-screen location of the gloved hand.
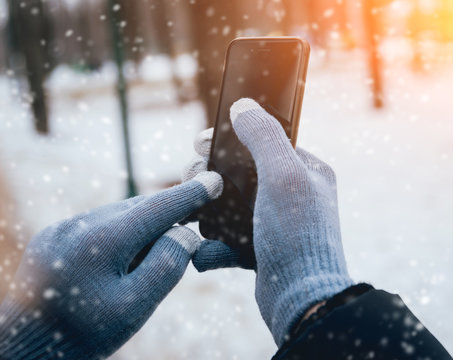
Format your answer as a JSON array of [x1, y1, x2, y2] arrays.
[[187, 98, 354, 346], [0, 173, 222, 360], [181, 128, 257, 270]]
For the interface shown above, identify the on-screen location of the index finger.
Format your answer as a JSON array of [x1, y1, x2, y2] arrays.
[[115, 172, 223, 254]]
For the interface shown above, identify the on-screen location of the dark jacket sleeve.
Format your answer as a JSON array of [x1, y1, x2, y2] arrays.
[[273, 284, 452, 360]]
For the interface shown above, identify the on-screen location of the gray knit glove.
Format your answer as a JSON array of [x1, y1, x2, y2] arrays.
[[186, 98, 354, 346], [0, 173, 223, 360]]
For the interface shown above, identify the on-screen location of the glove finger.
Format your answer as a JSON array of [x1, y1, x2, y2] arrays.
[[125, 226, 201, 302], [116, 172, 222, 264], [230, 98, 303, 179], [106, 227, 199, 349], [295, 147, 337, 185], [194, 128, 214, 158], [192, 240, 255, 272], [87, 194, 147, 216], [180, 156, 213, 226], [182, 155, 208, 182]]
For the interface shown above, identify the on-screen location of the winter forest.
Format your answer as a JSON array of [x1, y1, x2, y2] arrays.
[[0, 0, 452, 358]]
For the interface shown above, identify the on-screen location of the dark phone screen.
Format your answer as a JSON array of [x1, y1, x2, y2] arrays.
[[209, 39, 302, 209], [199, 38, 304, 259]]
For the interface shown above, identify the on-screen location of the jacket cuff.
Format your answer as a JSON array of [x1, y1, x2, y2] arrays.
[[279, 283, 374, 350]]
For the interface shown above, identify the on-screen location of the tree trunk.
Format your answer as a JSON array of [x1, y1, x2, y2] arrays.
[[362, 0, 384, 108], [11, 0, 51, 133], [189, 1, 240, 127]]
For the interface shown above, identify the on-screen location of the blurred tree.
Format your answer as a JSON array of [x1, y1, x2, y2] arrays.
[[283, 0, 311, 36], [163, 0, 194, 55], [238, 0, 286, 35], [120, 0, 154, 63], [112, 0, 192, 61], [47, 0, 109, 70], [77, 0, 109, 70], [303, 0, 328, 47], [161, 0, 198, 103], [189, 1, 240, 127], [362, 0, 384, 108], [108, 0, 138, 198], [7, 0, 52, 134], [409, 1, 425, 72], [0, 21, 6, 72], [46, 0, 72, 65]]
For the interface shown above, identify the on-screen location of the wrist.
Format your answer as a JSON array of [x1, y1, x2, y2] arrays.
[[301, 301, 326, 322]]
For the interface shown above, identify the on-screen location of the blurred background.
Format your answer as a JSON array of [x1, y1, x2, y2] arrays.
[[0, 0, 452, 358]]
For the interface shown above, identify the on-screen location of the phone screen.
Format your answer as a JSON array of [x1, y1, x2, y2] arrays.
[[200, 38, 307, 257], [210, 39, 302, 209]]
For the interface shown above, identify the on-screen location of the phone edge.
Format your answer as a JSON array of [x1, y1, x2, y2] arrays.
[[290, 38, 311, 148]]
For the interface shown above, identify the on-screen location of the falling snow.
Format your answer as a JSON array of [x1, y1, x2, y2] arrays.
[[0, 39, 452, 359]]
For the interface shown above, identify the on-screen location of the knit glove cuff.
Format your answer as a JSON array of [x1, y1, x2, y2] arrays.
[[263, 273, 354, 346], [0, 297, 81, 360]]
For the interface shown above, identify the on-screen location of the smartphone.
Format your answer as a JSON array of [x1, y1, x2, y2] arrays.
[[198, 37, 310, 265]]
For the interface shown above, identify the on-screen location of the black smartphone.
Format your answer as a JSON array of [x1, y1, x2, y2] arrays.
[[199, 37, 310, 265]]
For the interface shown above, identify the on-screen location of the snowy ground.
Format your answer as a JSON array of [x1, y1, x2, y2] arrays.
[[0, 46, 452, 358]]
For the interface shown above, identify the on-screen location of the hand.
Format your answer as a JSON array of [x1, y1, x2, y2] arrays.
[[0, 173, 222, 360], [181, 128, 257, 270], [190, 98, 354, 346]]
